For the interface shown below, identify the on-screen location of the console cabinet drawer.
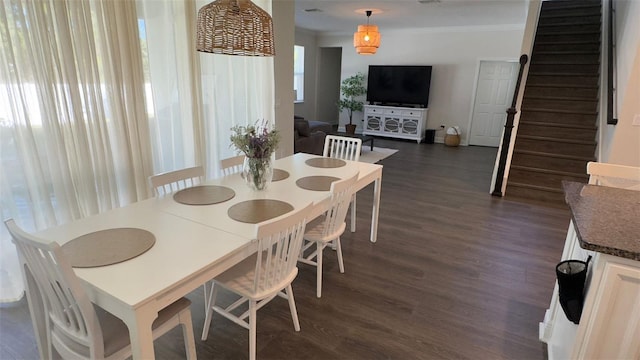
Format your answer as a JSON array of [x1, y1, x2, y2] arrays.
[[402, 110, 422, 117], [363, 105, 428, 143]]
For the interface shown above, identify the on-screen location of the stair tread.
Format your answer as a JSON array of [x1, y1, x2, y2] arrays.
[[540, 12, 601, 19], [536, 30, 600, 35], [528, 72, 598, 77], [534, 43, 600, 49], [534, 50, 600, 55], [518, 134, 597, 145], [510, 165, 589, 178], [541, 3, 602, 11], [524, 95, 597, 102], [519, 121, 597, 130], [531, 61, 600, 65], [537, 21, 601, 27], [526, 83, 598, 89], [522, 107, 597, 115], [513, 149, 596, 162]]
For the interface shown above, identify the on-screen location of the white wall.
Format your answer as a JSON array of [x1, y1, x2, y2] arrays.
[[317, 25, 524, 144], [294, 28, 318, 121], [273, 0, 294, 157], [615, 0, 640, 103], [603, 0, 640, 166]]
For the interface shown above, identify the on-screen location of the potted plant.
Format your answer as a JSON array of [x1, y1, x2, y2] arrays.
[[337, 72, 366, 134]]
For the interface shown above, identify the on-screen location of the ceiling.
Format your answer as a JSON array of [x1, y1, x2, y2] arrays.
[[294, 0, 530, 35]]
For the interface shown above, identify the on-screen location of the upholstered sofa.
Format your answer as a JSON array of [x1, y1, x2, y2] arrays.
[[294, 116, 333, 155]]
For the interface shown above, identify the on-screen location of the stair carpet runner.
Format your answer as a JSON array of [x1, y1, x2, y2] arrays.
[[506, 0, 601, 204]]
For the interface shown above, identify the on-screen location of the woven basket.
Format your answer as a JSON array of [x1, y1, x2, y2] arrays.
[[444, 134, 460, 147]]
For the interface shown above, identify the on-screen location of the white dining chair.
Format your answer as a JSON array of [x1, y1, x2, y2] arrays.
[[323, 135, 362, 233], [586, 162, 640, 189], [221, 154, 245, 176], [4, 219, 197, 360], [149, 166, 215, 313], [149, 166, 204, 196], [323, 135, 362, 161], [200, 203, 313, 360], [298, 172, 359, 298]]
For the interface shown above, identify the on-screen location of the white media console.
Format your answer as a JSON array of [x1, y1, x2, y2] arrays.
[[363, 105, 428, 143]]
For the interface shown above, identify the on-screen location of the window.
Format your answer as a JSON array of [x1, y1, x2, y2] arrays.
[[293, 45, 304, 102]]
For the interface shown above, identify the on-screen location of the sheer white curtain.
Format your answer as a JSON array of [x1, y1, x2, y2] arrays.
[[136, 0, 205, 176], [199, 51, 275, 178], [1, 0, 275, 302], [197, 0, 274, 179], [0, 0, 152, 302], [138, 0, 274, 179]]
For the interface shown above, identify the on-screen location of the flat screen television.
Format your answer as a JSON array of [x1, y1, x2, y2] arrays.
[[366, 65, 432, 107]]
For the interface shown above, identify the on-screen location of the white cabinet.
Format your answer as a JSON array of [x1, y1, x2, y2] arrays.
[[571, 254, 640, 358], [539, 223, 594, 360], [363, 105, 428, 143], [540, 165, 640, 360], [540, 228, 640, 360]]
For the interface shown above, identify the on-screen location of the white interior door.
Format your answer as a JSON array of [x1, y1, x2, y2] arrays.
[[469, 61, 518, 147]]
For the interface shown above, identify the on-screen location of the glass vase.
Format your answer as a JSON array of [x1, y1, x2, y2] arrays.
[[242, 156, 273, 191]]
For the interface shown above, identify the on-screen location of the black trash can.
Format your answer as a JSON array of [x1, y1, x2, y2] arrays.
[[556, 256, 592, 324], [425, 129, 435, 144]]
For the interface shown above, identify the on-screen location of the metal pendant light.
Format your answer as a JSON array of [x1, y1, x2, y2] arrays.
[[196, 0, 275, 56], [353, 10, 380, 55]]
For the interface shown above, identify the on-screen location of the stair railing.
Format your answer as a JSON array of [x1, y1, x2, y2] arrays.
[[606, 0, 618, 125], [491, 54, 528, 197]]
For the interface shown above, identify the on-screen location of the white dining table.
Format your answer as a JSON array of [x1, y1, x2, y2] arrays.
[[34, 153, 383, 359]]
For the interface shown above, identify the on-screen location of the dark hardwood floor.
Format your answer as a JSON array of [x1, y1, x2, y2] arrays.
[[0, 138, 570, 359]]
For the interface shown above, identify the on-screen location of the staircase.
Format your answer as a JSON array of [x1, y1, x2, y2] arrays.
[[506, 0, 601, 204]]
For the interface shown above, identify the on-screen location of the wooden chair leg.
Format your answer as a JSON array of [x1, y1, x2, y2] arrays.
[[201, 283, 219, 340], [285, 284, 301, 331], [336, 237, 344, 273], [350, 194, 357, 232], [203, 282, 209, 312], [249, 300, 257, 360], [316, 242, 324, 298]]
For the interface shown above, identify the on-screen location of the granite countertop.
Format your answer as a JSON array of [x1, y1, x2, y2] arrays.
[[563, 181, 640, 261]]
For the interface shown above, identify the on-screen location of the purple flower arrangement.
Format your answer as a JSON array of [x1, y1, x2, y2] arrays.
[[230, 121, 280, 159], [230, 121, 280, 190]]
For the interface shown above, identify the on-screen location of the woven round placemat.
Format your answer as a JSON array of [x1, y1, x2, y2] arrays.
[[227, 199, 294, 224], [305, 157, 346, 168], [296, 176, 341, 191], [173, 185, 235, 205], [272, 168, 289, 181], [61, 228, 155, 268]]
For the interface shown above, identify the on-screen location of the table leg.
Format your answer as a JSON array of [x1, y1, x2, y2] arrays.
[[370, 176, 381, 243], [370, 138, 374, 151], [125, 308, 158, 359]]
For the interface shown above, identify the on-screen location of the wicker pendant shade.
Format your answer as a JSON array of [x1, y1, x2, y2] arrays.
[[353, 10, 380, 55], [196, 0, 275, 56]]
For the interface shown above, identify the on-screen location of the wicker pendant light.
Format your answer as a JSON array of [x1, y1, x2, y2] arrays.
[[353, 10, 380, 55], [196, 0, 275, 56]]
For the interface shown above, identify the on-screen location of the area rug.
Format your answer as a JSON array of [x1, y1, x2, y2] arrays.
[[359, 147, 398, 164]]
